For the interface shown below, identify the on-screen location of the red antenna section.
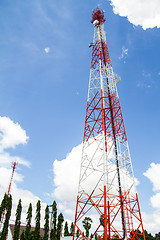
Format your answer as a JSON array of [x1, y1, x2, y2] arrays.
[[7, 161, 17, 196], [91, 7, 106, 25], [73, 8, 145, 240]]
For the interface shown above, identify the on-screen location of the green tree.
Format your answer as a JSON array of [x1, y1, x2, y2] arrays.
[[30, 230, 35, 240], [13, 199, 22, 240], [64, 221, 69, 236], [0, 193, 8, 222], [130, 230, 147, 240], [95, 234, 98, 240], [70, 222, 74, 236], [1, 194, 12, 240], [76, 229, 80, 238], [99, 215, 104, 228], [82, 217, 92, 238], [43, 205, 49, 240], [50, 201, 57, 240], [25, 203, 32, 239], [112, 234, 119, 239], [20, 231, 25, 240], [34, 200, 41, 240], [155, 232, 160, 240], [144, 230, 154, 240], [57, 213, 64, 240]]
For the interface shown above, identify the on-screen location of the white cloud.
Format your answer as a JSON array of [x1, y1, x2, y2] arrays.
[[52, 138, 138, 226], [142, 162, 160, 233], [53, 141, 160, 234], [150, 193, 160, 209], [0, 116, 46, 227], [119, 46, 128, 60], [53, 143, 81, 202], [44, 47, 50, 53], [142, 211, 160, 234], [142, 70, 151, 79], [0, 117, 29, 152], [136, 70, 153, 89], [143, 162, 160, 192], [0, 152, 30, 168], [110, 0, 160, 29], [0, 117, 30, 168]]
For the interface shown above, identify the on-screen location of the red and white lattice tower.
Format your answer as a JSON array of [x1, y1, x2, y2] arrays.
[[0, 161, 17, 225], [7, 161, 17, 196], [73, 8, 145, 240]]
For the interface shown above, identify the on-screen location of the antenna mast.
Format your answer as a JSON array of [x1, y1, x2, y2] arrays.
[[7, 161, 17, 196], [73, 7, 145, 240], [0, 161, 17, 225]]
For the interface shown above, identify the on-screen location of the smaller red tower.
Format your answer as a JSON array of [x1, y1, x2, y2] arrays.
[[7, 161, 17, 196], [0, 161, 17, 224]]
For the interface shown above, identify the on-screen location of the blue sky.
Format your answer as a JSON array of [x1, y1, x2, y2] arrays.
[[0, 0, 160, 234]]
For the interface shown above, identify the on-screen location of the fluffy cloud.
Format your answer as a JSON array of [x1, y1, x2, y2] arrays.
[[150, 193, 160, 209], [0, 117, 30, 168], [44, 47, 50, 53], [53, 141, 160, 234], [53, 143, 81, 202], [143, 162, 160, 192], [110, 0, 160, 29], [119, 46, 128, 60], [0, 117, 29, 151], [52, 138, 137, 223], [142, 163, 160, 233], [142, 211, 160, 234], [0, 116, 46, 227]]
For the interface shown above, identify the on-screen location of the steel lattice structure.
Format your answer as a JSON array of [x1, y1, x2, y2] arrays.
[[7, 161, 17, 196], [0, 161, 17, 226], [73, 8, 145, 240]]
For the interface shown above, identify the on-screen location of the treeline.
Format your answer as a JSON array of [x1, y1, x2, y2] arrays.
[[1, 193, 160, 240], [131, 230, 160, 240], [0, 193, 74, 240]]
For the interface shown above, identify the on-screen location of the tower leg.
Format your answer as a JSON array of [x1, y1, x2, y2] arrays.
[[104, 186, 107, 240], [136, 194, 146, 240], [108, 200, 111, 240], [73, 196, 79, 240]]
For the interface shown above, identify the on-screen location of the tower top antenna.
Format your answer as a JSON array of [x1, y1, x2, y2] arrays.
[[91, 6, 106, 25]]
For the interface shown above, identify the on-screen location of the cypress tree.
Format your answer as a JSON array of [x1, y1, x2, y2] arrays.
[[34, 200, 41, 240], [1, 194, 12, 239], [56, 213, 64, 240], [82, 217, 92, 238], [25, 203, 32, 239], [43, 205, 49, 240], [70, 222, 74, 236], [0, 193, 8, 222], [50, 200, 57, 240], [76, 229, 80, 238], [13, 199, 22, 240], [64, 221, 69, 236], [20, 231, 25, 240]]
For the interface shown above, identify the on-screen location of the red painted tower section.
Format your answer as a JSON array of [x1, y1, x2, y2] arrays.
[[7, 161, 17, 196], [0, 161, 17, 224], [73, 8, 145, 240]]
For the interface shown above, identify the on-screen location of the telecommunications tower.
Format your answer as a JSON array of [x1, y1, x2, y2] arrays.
[[0, 161, 17, 225], [73, 8, 145, 240], [7, 161, 17, 196]]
